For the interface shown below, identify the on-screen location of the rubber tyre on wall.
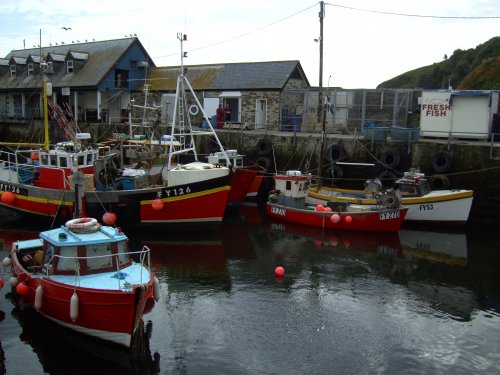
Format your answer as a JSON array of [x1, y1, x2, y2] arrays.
[[207, 136, 219, 153], [430, 174, 450, 190], [380, 148, 401, 169], [255, 156, 272, 171], [327, 144, 347, 162], [431, 151, 454, 173], [325, 165, 343, 179], [378, 170, 397, 187], [256, 139, 273, 156]]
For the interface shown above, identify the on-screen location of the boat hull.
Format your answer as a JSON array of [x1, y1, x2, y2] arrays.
[[1, 174, 231, 226], [307, 187, 473, 224], [12, 270, 153, 348], [266, 202, 407, 232]]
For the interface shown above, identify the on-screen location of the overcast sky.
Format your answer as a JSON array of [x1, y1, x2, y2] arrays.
[[0, 0, 498, 88]]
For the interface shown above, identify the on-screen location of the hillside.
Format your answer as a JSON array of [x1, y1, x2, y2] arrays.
[[377, 36, 500, 90]]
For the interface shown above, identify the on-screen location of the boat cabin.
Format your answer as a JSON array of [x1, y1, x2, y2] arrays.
[[393, 172, 431, 197], [207, 149, 244, 168], [271, 170, 312, 207], [14, 223, 132, 276]]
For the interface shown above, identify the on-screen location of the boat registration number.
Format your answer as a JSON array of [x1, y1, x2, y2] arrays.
[[379, 210, 400, 220]]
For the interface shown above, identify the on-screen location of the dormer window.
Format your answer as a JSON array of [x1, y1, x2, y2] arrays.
[[10, 65, 16, 77], [66, 60, 74, 73], [28, 63, 34, 75]]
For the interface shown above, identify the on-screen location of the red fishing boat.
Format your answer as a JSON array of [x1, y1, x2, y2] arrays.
[[266, 171, 408, 232], [5, 217, 160, 349], [0, 33, 232, 228]]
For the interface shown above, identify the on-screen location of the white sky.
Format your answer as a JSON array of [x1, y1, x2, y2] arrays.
[[0, 0, 498, 88]]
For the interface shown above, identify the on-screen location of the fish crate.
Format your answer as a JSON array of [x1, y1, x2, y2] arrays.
[[362, 122, 390, 140], [391, 126, 420, 141]]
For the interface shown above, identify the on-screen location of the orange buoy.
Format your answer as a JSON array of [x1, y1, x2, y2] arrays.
[[1, 191, 15, 205], [102, 212, 117, 225], [152, 198, 164, 211], [16, 281, 30, 295]]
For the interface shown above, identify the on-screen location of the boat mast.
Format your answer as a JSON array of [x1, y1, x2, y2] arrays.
[[167, 33, 231, 168]]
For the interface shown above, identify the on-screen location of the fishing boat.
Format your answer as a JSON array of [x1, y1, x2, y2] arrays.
[[4, 215, 160, 350], [0, 33, 232, 227], [307, 170, 473, 225], [206, 149, 262, 206], [266, 170, 408, 232]]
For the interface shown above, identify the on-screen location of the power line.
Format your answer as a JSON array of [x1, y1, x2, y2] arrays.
[[154, 2, 320, 60], [325, 2, 500, 19]]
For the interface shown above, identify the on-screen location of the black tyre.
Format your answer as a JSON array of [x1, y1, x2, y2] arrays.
[[327, 144, 347, 162], [380, 148, 401, 169], [431, 151, 454, 173], [256, 139, 273, 156], [255, 155, 272, 171], [430, 174, 450, 190]]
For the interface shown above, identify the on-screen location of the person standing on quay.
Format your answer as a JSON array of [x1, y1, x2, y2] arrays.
[[216, 104, 224, 129], [224, 103, 232, 123]]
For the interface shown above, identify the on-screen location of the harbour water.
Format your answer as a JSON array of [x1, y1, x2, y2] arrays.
[[1, 205, 499, 374]]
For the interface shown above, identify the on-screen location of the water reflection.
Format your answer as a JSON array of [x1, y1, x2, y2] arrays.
[[1, 206, 500, 374]]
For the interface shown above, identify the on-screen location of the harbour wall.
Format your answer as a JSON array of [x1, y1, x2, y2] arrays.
[[2, 120, 500, 227], [215, 129, 500, 228]]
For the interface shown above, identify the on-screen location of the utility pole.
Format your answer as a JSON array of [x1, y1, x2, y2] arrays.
[[319, 1, 324, 88]]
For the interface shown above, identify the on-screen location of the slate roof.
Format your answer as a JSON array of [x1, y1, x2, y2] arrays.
[[148, 60, 309, 91], [0, 37, 152, 91]]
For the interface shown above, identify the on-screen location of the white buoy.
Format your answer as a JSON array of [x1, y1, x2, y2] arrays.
[[70, 292, 79, 322], [2, 256, 11, 267], [35, 285, 43, 310], [9, 276, 19, 287], [153, 277, 161, 302]]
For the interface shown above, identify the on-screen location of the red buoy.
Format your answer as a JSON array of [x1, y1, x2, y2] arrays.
[[0, 278, 4, 289], [345, 215, 352, 223], [102, 212, 117, 225], [1, 191, 15, 205], [315, 204, 324, 211], [331, 214, 340, 224], [274, 266, 285, 276], [16, 281, 30, 296], [152, 198, 164, 210]]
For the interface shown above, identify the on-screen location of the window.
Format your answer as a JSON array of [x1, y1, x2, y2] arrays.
[[86, 243, 113, 270], [58, 246, 78, 270], [66, 60, 74, 74], [130, 60, 138, 70], [117, 241, 129, 265], [28, 63, 34, 75], [10, 65, 16, 77]]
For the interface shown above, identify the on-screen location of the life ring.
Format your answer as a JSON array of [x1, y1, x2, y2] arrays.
[[256, 139, 273, 156], [430, 174, 450, 190], [255, 155, 272, 171], [378, 170, 397, 187], [327, 144, 347, 162], [188, 104, 199, 116], [431, 151, 454, 173], [66, 217, 98, 230], [380, 148, 401, 169], [325, 165, 343, 179]]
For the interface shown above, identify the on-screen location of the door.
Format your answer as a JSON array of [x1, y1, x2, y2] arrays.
[[255, 99, 267, 129]]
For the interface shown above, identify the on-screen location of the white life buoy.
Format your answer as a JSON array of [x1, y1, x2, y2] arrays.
[[188, 104, 199, 116], [65, 217, 98, 230]]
